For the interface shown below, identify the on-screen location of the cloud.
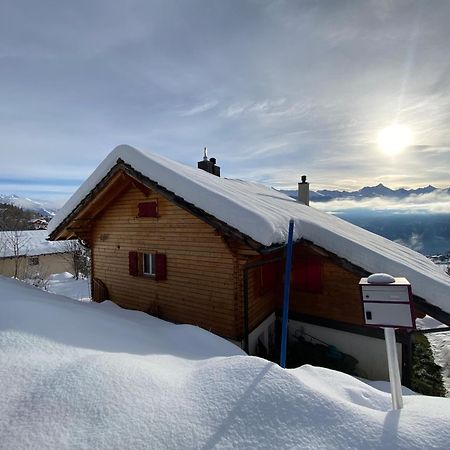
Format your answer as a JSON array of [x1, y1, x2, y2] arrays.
[[0, 0, 450, 199], [394, 232, 424, 252], [313, 190, 450, 214], [179, 101, 218, 117]]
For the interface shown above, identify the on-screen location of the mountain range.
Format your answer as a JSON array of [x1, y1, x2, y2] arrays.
[[280, 183, 449, 202], [1, 187, 449, 255], [0, 194, 58, 217]]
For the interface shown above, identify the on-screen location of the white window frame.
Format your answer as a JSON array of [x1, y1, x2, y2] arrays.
[[142, 253, 156, 276]]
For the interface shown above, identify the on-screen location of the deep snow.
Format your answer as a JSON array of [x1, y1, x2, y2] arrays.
[[48, 145, 450, 315], [1, 276, 450, 449], [45, 272, 91, 302]]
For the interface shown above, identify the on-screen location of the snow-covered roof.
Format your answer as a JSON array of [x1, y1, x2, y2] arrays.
[[49, 145, 450, 314], [0, 229, 71, 257]]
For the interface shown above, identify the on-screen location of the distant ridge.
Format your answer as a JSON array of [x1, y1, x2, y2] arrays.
[[280, 183, 448, 202], [0, 194, 57, 217]]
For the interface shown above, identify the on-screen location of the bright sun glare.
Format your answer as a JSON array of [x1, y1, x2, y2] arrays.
[[377, 124, 412, 156]]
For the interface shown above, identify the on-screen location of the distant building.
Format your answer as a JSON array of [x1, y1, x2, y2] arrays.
[[0, 229, 74, 279], [29, 218, 49, 230]]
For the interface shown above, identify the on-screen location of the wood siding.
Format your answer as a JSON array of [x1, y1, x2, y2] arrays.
[[288, 245, 364, 325], [90, 185, 238, 339], [237, 244, 365, 335]]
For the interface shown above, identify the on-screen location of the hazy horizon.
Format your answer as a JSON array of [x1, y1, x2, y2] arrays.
[[1, 1, 450, 199]]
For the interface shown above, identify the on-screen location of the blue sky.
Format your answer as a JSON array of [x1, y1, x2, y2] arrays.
[[1, 0, 450, 203]]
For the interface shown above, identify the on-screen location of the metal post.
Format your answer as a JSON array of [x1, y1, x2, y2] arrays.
[[384, 327, 403, 410], [280, 220, 295, 368]]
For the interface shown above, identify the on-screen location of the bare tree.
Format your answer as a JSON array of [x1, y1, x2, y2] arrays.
[[62, 240, 90, 280], [1, 229, 30, 278]]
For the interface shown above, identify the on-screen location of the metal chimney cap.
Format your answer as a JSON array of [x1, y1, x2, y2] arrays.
[[209, 157, 216, 164], [301, 175, 307, 183], [203, 147, 208, 161]]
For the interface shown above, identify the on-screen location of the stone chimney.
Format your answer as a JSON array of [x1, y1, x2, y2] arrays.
[[298, 175, 309, 206], [198, 147, 220, 177]]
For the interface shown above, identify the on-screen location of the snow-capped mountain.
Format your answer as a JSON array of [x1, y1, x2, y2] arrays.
[[280, 183, 447, 202], [0, 194, 58, 217]]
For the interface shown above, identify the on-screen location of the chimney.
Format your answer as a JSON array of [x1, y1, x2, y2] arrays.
[[197, 147, 221, 177], [298, 175, 309, 206]]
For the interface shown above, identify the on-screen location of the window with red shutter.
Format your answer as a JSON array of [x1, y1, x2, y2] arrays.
[[129, 251, 167, 280], [129, 251, 139, 276], [138, 201, 158, 217]]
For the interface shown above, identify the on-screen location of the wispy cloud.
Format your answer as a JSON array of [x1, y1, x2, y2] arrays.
[[0, 1, 450, 200], [178, 101, 218, 117], [313, 190, 450, 214]]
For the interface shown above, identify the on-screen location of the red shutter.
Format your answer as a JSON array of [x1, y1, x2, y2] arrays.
[[293, 256, 323, 293], [155, 253, 167, 281], [306, 256, 323, 293], [138, 201, 158, 217], [129, 251, 139, 276]]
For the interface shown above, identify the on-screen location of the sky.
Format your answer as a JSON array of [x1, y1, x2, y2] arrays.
[[1, 0, 450, 204]]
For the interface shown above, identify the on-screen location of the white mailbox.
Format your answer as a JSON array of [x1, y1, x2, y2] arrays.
[[359, 276, 416, 329]]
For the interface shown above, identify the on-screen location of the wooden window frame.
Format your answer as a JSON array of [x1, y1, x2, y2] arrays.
[[129, 251, 167, 281], [142, 252, 156, 277]]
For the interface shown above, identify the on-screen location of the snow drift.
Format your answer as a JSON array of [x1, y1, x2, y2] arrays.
[[1, 277, 449, 449]]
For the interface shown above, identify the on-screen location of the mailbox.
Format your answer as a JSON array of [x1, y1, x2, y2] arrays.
[[359, 276, 416, 329]]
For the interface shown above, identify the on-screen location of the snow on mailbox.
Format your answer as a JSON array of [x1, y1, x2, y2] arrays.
[[359, 274, 416, 329]]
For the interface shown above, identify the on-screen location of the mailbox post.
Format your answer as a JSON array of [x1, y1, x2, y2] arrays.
[[359, 274, 416, 410]]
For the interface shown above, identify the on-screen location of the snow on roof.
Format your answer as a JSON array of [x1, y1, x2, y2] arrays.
[[2, 276, 450, 449], [48, 145, 450, 314], [0, 229, 71, 258]]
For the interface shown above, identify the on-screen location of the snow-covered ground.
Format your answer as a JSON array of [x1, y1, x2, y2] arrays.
[[45, 272, 91, 302], [1, 277, 450, 449]]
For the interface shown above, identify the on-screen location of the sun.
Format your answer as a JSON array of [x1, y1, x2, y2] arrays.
[[377, 124, 412, 156]]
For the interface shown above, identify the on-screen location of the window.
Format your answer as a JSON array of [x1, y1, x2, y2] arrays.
[[129, 251, 167, 281], [143, 253, 156, 276], [28, 256, 39, 266]]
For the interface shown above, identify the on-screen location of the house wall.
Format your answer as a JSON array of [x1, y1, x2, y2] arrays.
[[288, 245, 364, 325], [288, 320, 401, 380], [0, 253, 74, 279], [243, 244, 365, 342], [90, 185, 239, 339]]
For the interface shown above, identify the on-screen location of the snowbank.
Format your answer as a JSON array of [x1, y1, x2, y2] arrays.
[[1, 277, 450, 449], [48, 145, 450, 315], [45, 272, 91, 302]]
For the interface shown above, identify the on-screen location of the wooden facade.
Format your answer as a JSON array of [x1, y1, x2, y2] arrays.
[[90, 184, 239, 339], [48, 163, 399, 346]]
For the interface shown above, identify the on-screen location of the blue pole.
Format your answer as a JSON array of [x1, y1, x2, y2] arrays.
[[280, 219, 295, 368]]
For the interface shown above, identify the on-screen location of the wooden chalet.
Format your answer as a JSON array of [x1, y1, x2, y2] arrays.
[[49, 145, 450, 383]]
